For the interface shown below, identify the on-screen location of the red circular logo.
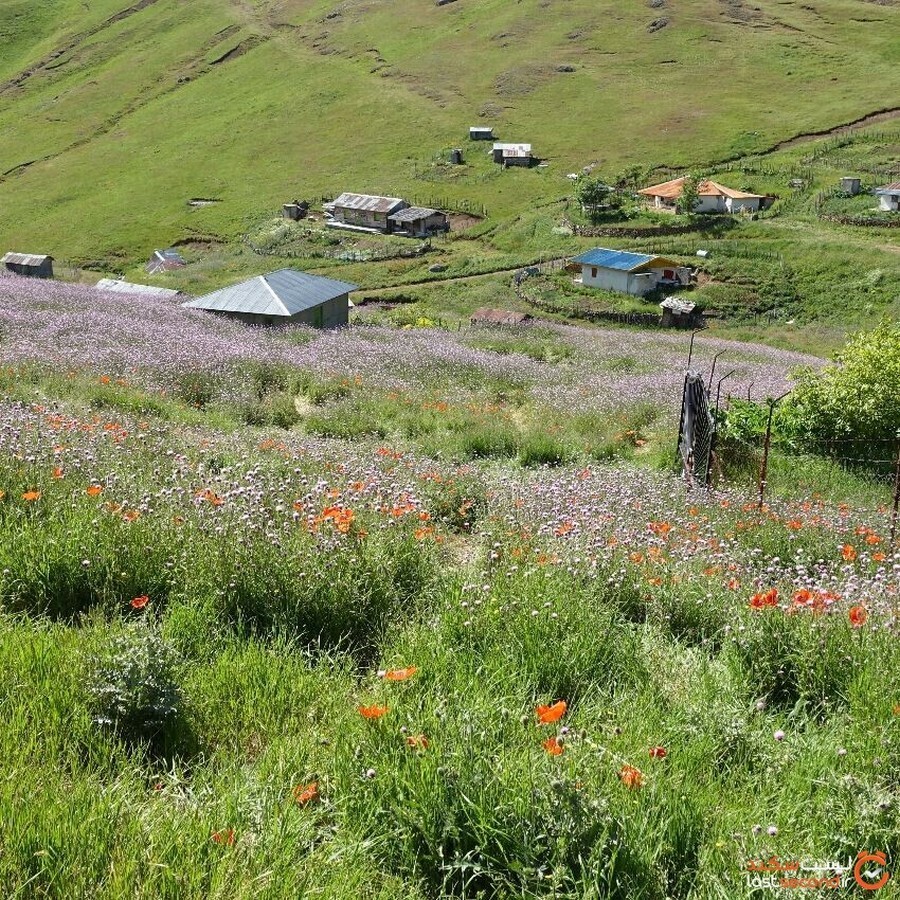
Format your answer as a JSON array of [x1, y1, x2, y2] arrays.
[[854, 851, 890, 891]]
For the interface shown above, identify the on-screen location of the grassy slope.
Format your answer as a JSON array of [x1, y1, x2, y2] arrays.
[[0, 0, 898, 259]]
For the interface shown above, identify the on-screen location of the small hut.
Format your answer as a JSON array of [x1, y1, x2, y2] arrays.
[[387, 207, 450, 238], [469, 126, 494, 141], [2, 252, 53, 278], [492, 143, 533, 166], [282, 200, 310, 220], [840, 177, 861, 197], [660, 297, 701, 329], [147, 249, 185, 275]]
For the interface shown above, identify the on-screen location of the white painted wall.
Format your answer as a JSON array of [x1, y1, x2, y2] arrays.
[[580, 265, 661, 296], [879, 193, 900, 212]]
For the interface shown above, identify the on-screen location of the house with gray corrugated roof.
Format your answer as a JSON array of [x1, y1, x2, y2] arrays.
[[182, 269, 358, 328], [2, 252, 53, 278], [324, 193, 408, 233], [876, 182, 900, 212], [388, 206, 449, 238]]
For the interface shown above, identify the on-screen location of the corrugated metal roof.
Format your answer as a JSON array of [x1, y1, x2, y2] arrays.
[[183, 269, 358, 317], [570, 248, 656, 271], [330, 192, 407, 213], [493, 142, 531, 153], [388, 206, 442, 223], [96, 278, 181, 299], [660, 297, 696, 313], [2, 252, 52, 266], [876, 182, 900, 192]]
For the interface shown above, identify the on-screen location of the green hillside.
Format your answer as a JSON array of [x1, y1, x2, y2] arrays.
[[0, 0, 898, 261]]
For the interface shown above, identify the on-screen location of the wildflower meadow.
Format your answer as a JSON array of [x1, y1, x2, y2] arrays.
[[0, 273, 897, 899]]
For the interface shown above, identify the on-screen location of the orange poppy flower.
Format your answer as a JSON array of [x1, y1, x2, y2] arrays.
[[536, 700, 567, 725], [383, 667, 417, 682], [122, 510, 141, 523], [726, 577, 741, 591], [358, 704, 388, 719], [749, 588, 778, 610], [554, 521, 575, 537], [865, 533, 882, 545], [21, 490, 41, 502], [52, 467, 64, 479], [198, 489, 224, 507], [873, 552, 887, 563], [130, 595, 149, 610], [848, 605, 868, 628], [841, 544, 857, 562], [293, 782, 320, 805], [405, 734, 429, 750], [648, 521, 671, 537], [211, 829, 235, 845], [893, 704, 900, 716], [629, 552, 645, 565], [648, 746, 667, 759], [542, 737, 564, 756], [618, 764, 643, 789], [99, 375, 111, 385], [86, 484, 103, 496]]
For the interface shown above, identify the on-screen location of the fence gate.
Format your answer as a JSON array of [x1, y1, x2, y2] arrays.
[[677, 372, 715, 487]]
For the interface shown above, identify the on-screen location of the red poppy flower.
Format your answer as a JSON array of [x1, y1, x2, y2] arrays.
[[749, 588, 778, 610], [618, 764, 643, 789], [405, 734, 429, 750], [383, 667, 417, 682], [536, 700, 567, 724], [648, 746, 667, 759], [86, 484, 103, 496], [293, 782, 320, 805], [542, 737, 564, 756], [211, 828, 235, 845], [848, 605, 868, 628], [130, 595, 149, 610], [21, 490, 41, 502], [52, 467, 64, 479], [358, 704, 388, 719]]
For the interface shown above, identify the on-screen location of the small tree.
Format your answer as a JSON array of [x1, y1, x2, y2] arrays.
[[575, 176, 620, 223], [677, 177, 701, 215]]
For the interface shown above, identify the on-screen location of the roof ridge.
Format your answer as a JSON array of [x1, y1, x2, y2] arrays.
[[260, 274, 291, 316]]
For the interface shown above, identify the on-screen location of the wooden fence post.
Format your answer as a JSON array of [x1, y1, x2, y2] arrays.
[[890, 442, 900, 550]]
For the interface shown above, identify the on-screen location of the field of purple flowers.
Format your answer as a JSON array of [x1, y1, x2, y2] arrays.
[[0, 272, 897, 898]]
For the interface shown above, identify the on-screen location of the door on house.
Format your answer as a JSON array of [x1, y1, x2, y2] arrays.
[[314, 306, 324, 328]]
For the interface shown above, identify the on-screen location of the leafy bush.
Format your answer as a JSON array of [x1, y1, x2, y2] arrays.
[[785, 320, 900, 453], [86, 624, 183, 747]]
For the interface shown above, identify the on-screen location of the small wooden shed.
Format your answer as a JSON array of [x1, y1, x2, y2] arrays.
[[2, 252, 53, 278], [660, 297, 701, 329], [387, 207, 450, 237], [469, 126, 494, 141]]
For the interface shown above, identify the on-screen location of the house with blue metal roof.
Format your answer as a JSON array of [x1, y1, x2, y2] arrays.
[[569, 247, 687, 297], [183, 269, 358, 328]]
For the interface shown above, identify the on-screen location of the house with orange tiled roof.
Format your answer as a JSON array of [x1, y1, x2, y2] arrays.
[[638, 176, 771, 214]]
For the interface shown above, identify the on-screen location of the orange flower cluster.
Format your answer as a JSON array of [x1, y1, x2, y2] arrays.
[[791, 588, 840, 615], [648, 521, 671, 537], [314, 505, 355, 534], [293, 782, 320, 805], [618, 764, 643, 789], [536, 700, 567, 725], [197, 488, 225, 507], [358, 704, 389, 719], [543, 737, 564, 756], [749, 588, 779, 610], [841, 544, 857, 563], [849, 605, 868, 628]]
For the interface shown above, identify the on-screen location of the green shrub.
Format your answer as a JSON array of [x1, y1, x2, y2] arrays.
[[85, 623, 184, 748]]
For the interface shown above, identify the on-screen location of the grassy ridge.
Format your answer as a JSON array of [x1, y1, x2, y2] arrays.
[[0, 0, 898, 259]]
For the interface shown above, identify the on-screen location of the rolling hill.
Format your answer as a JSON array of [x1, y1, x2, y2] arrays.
[[0, 0, 898, 263]]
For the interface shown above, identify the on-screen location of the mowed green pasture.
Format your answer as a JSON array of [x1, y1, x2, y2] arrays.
[[0, 0, 898, 259]]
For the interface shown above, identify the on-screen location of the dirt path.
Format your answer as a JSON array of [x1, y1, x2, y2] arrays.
[[354, 259, 569, 299], [759, 107, 900, 156]]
